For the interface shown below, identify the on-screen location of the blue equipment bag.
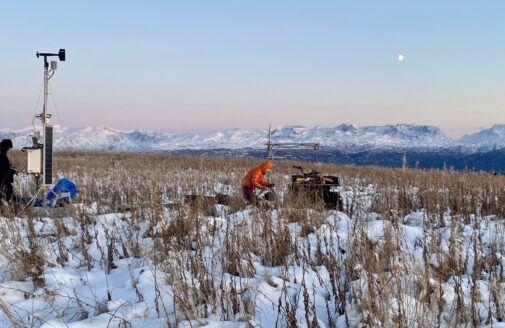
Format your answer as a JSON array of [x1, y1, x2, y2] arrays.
[[46, 179, 78, 206]]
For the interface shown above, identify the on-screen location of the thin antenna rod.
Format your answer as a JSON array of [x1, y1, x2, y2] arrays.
[[268, 124, 273, 160]]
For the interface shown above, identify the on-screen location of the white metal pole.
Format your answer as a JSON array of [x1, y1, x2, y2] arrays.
[[42, 60, 48, 186], [41, 59, 49, 206]]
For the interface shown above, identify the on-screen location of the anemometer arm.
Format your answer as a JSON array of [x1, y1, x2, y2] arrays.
[[36, 49, 65, 67]]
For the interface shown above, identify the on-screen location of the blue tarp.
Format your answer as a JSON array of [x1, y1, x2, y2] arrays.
[[46, 179, 77, 205], [23, 179, 78, 207]]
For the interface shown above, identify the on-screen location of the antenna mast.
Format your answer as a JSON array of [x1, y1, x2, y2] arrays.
[[34, 49, 65, 205], [265, 124, 320, 161]]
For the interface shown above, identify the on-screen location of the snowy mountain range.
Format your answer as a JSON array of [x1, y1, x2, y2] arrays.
[[2, 123, 505, 153]]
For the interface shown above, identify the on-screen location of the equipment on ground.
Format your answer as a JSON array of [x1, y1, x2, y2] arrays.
[[255, 186, 278, 209], [257, 185, 277, 202], [118, 194, 232, 214], [290, 166, 343, 210]]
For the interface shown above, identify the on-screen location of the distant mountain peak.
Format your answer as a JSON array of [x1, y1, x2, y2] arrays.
[[459, 124, 505, 148], [0, 123, 503, 153]]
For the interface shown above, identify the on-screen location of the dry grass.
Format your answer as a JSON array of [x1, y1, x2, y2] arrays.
[[3, 150, 505, 326]]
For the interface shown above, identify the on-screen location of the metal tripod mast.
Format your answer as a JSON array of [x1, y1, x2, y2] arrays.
[[266, 124, 320, 161], [35, 49, 65, 204]]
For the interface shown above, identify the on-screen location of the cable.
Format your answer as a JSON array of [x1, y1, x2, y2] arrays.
[[48, 82, 64, 128], [31, 82, 44, 130]]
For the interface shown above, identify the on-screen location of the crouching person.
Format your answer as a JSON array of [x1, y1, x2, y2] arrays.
[[242, 161, 272, 205]]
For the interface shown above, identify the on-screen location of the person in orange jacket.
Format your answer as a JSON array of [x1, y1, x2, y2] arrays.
[[242, 161, 273, 204]]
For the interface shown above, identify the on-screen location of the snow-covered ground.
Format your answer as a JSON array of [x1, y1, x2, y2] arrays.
[[1, 151, 505, 327], [1, 185, 504, 327]]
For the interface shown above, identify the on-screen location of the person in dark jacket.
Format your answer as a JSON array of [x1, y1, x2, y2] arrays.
[[0, 139, 16, 203]]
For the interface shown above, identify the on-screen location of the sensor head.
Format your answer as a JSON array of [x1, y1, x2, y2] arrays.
[[58, 49, 65, 61]]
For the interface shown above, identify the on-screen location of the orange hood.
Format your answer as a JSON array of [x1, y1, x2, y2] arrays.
[[260, 161, 272, 174]]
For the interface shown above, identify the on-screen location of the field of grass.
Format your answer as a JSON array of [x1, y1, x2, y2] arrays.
[[1, 151, 505, 327]]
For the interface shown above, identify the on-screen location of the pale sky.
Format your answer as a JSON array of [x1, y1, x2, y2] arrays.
[[1, 1, 505, 139]]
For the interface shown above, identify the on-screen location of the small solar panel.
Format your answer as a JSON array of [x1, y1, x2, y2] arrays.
[[45, 126, 53, 185]]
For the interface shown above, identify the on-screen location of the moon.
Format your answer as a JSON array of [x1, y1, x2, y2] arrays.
[[398, 54, 404, 62]]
